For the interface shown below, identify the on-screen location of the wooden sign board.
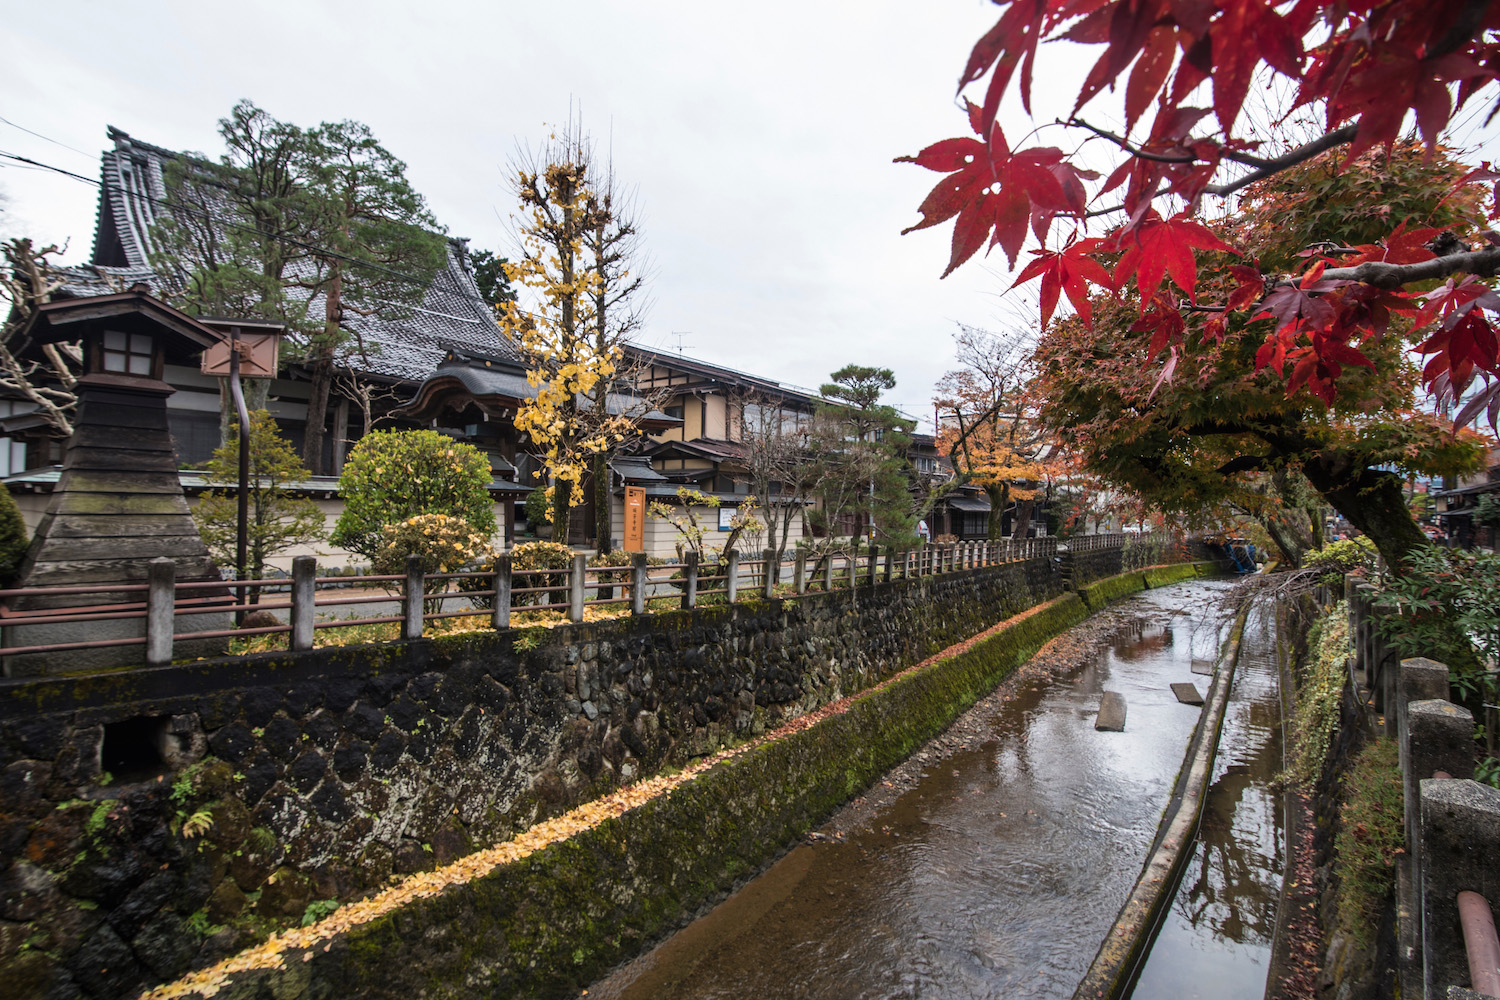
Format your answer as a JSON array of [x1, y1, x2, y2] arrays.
[[624, 486, 646, 552], [200, 330, 280, 378]]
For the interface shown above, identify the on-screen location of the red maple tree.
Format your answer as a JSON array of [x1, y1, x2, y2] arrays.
[[902, 0, 1500, 423]]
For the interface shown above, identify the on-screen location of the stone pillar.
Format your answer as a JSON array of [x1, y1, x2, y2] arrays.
[[631, 553, 648, 615], [683, 551, 699, 609], [1421, 780, 1500, 998], [290, 555, 316, 651], [145, 557, 175, 667], [1401, 658, 1451, 749], [403, 555, 424, 640], [569, 553, 586, 622], [492, 554, 512, 629]]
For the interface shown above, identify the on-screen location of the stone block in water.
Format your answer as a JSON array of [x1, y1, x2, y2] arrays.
[[1096, 691, 1127, 731], [1171, 682, 1204, 705]]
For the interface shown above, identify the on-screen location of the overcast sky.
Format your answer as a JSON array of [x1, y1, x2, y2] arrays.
[[8, 4, 1491, 435], [0, 0, 1067, 432]]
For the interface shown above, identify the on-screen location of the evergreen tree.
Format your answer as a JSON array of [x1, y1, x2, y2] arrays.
[[0, 484, 30, 586], [469, 248, 517, 309], [192, 410, 326, 581], [807, 365, 917, 548], [153, 101, 448, 474]]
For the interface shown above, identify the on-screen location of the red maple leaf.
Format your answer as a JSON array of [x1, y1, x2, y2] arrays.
[[1225, 265, 1266, 312], [960, 0, 1050, 130], [899, 110, 1090, 275], [1340, 221, 1440, 267], [1111, 210, 1237, 305], [1208, 0, 1302, 133], [1132, 290, 1186, 359], [1011, 234, 1113, 327]]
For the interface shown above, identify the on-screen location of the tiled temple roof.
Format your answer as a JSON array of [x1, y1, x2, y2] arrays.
[[72, 127, 521, 382]]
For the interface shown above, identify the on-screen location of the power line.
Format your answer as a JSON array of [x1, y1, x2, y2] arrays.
[[0, 116, 93, 158]]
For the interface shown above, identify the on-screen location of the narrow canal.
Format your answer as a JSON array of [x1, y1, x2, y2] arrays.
[[587, 577, 1288, 1000], [1128, 598, 1286, 999]]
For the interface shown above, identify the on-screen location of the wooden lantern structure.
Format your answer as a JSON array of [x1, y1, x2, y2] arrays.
[[3, 290, 232, 674]]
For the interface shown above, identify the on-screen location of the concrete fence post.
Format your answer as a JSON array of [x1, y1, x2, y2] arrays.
[[764, 548, 777, 599], [146, 557, 175, 667], [867, 546, 879, 587], [794, 552, 807, 594], [903, 549, 912, 579], [683, 551, 699, 609], [848, 549, 859, 590], [823, 553, 834, 591], [726, 549, 740, 604], [569, 553, 587, 622], [1407, 697, 1479, 931], [290, 555, 316, 651], [884, 545, 895, 582], [631, 553, 648, 615], [492, 554, 512, 630], [1399, 658, 1450, 756], [1420, 779, 1500, 999], [403, 554, 424, 640]]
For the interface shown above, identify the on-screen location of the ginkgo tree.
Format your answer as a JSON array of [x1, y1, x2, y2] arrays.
[[501, 134, 639, 543], [901, 0, 1500, 429]]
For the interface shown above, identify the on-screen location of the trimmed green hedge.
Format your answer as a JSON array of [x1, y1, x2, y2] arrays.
[[216, 562, 1208, 1000]]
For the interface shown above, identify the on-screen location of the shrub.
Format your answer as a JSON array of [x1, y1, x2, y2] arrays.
[[1374, 545, 1500, 696], [523, 487, 553, 530], [0, 484, 29, 585], [1303, 536, 1379, 586], [459, 540, 573, 608], [370, 514, 493, 592], [332, 430, 495, 558]]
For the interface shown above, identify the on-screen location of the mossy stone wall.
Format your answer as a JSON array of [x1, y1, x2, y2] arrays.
[[0, 555, 1100, 999], [204, 562, 1209, 1000]]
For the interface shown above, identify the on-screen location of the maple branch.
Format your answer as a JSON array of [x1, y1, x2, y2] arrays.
[[1318, 245, 1500, 288], [1216, 454, 1275, 475], [1067, 119, 1196, 164], [1202, 125, 1359, 197], [1085, 125, 1363, 218]]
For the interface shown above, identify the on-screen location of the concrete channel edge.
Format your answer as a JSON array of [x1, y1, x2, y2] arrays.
[[1071, 593, 1254, 1000]]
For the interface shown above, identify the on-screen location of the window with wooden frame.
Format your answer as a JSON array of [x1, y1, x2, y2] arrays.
[[102, 330, 154, 376]]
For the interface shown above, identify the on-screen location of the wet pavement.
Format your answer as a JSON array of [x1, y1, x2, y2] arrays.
[[586, 578, 1268, 1000]]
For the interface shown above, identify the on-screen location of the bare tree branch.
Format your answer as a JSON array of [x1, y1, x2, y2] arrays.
[[1202, 124, 1360, 197], [1317, 244, 1500, 288]]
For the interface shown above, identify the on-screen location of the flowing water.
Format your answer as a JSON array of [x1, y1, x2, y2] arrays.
[[587, 577, 1288, 1000], [1127, 600, 1287, 999]]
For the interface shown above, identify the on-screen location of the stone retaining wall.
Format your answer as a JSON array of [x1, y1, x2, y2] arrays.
[[0, 554, 1091, 999], [149, 562, 1209, 1000]]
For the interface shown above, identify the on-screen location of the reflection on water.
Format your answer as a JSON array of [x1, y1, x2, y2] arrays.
[[588, 580, 1265, 1000], [1128, 604, 1285, 1000]]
